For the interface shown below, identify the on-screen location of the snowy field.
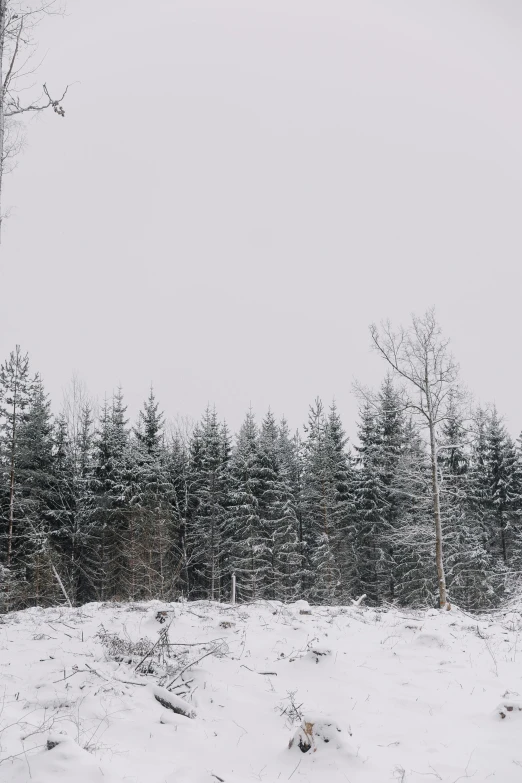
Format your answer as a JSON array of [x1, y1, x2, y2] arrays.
[[0, 600, 521, 782]]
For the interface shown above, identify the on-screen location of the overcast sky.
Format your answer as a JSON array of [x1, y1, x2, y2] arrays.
[[2, 0, 522, 437]]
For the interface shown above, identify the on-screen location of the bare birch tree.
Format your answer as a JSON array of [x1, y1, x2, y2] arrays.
[[0, 0, 67, 234], [369, 309, 462, 609]]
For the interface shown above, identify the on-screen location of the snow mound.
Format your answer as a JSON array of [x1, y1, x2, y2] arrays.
[[290, 599, 311, 615], [496, 700, 522, 720], [150, 684, 196, 718], [303, 645, 332, 664], [289, 715, 350, 754], [0, 736, 116, 783], [415, 632, 445, 648]]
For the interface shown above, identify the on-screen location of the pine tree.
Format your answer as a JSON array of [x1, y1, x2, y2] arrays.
[[352, 402, 387, 604], [352, 380, 407, 605], [486, 409, 518, 566], [15, 376, 60, 606], [377, 377, 406, 600], [392, 419, 435, 607], [225, 410, 271, 602], [126, 388, 176, 601], [48, 413, 77, 598], [135, 386, 164, 456], [324, 402, 354, 601], [90, 389, 132, 600], [439, 401, 500, 609], [301, 400, 341, 604], [185, 407, 231, 600], [0, 347, 33, 580], [166, 423, 195, 598], [59, 401, 99, 604], [512, 432, 522, 580], [258, 411, 301, 601], [277, 418, 305, 600]]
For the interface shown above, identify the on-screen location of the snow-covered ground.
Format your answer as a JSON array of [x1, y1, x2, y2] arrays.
[[0, 600, 521, 782]]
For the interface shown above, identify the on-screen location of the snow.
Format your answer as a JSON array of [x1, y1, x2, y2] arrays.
[[1, 600, 521, 782]]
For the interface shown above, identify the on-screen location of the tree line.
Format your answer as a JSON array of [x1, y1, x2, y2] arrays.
[[1, 313, 521, 612]]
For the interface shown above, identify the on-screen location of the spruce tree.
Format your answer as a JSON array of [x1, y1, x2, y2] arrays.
[[438, 401, 500, 609], [352, 402, 387, 604], [377, 377, 406, 600], [61, 402, 98, 604], [225, 410, 270, 601], [90, 389, 132, 600], [186, 407, 231, 600], [166, 427, 192, 597], [15, 376, 59, 605], [135, 386, 164, 456], [392, 419, 435, 607], [352, 380, 407, 605], [324, 402, 354, 601], [258, 411, 301, 601], [486, 409, 518, 566], [127, 388, 175, 600], [49, 413, 76, 598], [0, 347, 33, 581], [301, 400, 341, 604]]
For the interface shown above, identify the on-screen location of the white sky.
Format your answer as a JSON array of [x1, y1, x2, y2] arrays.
[[2, 0, 522, 437]]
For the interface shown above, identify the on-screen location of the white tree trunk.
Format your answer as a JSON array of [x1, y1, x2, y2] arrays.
[[51, 562, 73, 608], [0, 0, 6, 236]]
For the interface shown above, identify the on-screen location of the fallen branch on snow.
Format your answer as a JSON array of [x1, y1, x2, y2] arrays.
[[165, 643, 226, 690]]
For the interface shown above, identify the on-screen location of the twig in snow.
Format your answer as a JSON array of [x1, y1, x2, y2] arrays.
[[393, 765, 406, 783], [167, 638, 224, 647], [186, 609, 207, 620], [452, 750, 476, 782], [475, 627, 498, 677], [84, 662, 145, 687], [47, 623, 72, 638], [240, 665, 277, 675], [231, 718, 247, 746], [52, 668, 87, 683], [165, 643, 225, 690], [85, 663, 111, 682], [134, 621, 172, 671], [0, 743, 47, 766], [113, 677, 147, 687]]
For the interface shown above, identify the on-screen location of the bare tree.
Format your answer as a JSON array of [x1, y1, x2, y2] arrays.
[[369, 308, 462, 609], [0, 0, 68, 235], [61, 373, 93, 471]]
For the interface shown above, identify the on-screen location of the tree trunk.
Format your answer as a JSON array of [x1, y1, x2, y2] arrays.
[[0, 0, 5, 237], [429, 420, 447, 607], [51, 561, 73, 608]]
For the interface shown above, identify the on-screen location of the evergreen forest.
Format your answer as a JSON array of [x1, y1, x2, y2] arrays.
[[1, 326, 520, 613]]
